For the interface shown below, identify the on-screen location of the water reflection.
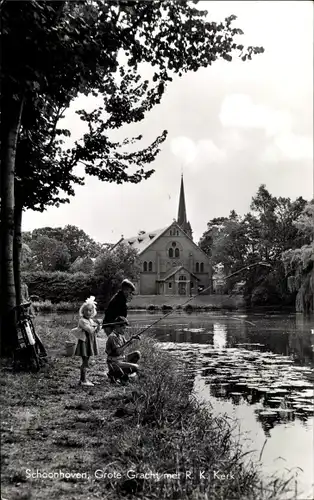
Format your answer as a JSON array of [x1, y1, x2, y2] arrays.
[[135, 310, 314, 498], [213, 323, 227, 349]]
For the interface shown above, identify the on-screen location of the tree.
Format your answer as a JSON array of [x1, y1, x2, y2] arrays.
[[94, 242, 141, 302], [199, 185, 310, 306], [69, 257, 95, 274], [28, 236, 71, 272], [1, 0, 264, 352], [31, 225, 102, 262], [282, 201, 314, 313]]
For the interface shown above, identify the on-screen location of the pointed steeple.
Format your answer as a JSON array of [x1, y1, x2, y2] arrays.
[[177, 174, 193, 240], [177, 174, 187, 226]]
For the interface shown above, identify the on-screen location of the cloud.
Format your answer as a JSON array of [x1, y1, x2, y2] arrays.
[[219, 94, 292, 137], [170, 136, 197, 164], [220, 94, 313, 162], [263, 132, 313, 163], [170, 136, 226, 167]]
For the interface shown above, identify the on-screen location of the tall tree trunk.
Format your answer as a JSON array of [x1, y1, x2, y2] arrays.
[[13, 200, 23, 306], [0, 93, 24, 354]]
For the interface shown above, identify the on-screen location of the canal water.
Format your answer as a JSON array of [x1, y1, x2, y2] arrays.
[[129, 310, 314, 499]]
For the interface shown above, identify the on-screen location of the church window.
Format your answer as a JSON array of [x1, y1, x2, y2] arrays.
[[148, 261, 153, 271], [179, 275, 186, 281], [196, 262, 199, 272], [169, 248, 173, 258], [168, 282, 172, 289], [200, 263, 204, 272], [172, 242, 177, 247], [175, 248, 180, 258], [143, 261, 147, 272]]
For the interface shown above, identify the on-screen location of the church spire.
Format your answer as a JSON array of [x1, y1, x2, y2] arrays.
[[177, 174, 187, 226], [177, 174, 193, 240]]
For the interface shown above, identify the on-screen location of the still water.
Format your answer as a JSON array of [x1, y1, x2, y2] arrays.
[[129, 310, 314, 499]]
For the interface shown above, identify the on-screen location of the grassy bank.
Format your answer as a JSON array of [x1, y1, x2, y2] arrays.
[[32, 300, 241, 314], [1, 314, 294, 500]]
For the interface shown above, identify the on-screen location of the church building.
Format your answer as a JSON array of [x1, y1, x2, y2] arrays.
[[119, 176, 212, 296]]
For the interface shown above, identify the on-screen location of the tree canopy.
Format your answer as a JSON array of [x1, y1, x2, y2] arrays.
[[22, 225, 103, 272], [199, 185, 310, 306], [2, 0, 265, 213]]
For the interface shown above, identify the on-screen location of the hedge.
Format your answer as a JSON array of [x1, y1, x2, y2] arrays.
[[22, 271, 113, 308]]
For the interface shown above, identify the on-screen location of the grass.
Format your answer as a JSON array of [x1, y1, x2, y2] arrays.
[[32, 300, 240, 314], [0, 314, 298, 500]]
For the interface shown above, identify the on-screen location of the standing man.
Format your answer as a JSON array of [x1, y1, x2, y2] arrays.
[[102, 279, 135, 335]]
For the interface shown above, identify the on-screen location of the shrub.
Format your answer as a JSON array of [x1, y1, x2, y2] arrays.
[[147, 304, 157, 311], [183, 304, 194, 312], [161, 305, 172, 311], [22, 271, 103, 304]]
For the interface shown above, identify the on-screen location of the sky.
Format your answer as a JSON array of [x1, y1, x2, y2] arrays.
[[23, 0, 314, 244]]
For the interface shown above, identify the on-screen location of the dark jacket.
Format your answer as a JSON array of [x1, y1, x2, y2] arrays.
[[103, 290, 127, 326]]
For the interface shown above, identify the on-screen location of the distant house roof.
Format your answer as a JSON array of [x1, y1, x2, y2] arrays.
[[159, 265, 200, 282], [121, 227, 169, 254]]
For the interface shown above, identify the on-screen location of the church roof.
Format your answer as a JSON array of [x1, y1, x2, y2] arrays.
[[159, 265, 200, 282], [122, 227, 169, 254], [117, 220, 210, 259]]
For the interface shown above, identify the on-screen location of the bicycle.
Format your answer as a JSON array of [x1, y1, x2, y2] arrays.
[[13, 302, 48, 372]]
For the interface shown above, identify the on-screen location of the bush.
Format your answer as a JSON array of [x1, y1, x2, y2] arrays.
[[22, 271, 106, 305], [147, 304, 157, 311], [161, 304, 172, 312], [33, 300, 53, 312], [32, 300, 81, 312], [183, 304, 194, 312]]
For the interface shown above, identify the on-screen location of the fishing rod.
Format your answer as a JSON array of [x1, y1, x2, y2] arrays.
[[123, 261, 272, 338]]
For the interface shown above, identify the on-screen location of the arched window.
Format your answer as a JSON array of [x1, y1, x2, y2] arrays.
[[148, 261, 153, 271], [143, 261, 147, 272], [200, 263, 204, 273], [175, 248, 180, 258], [196, 262, 199, 273], [169, 248, 173, 258]]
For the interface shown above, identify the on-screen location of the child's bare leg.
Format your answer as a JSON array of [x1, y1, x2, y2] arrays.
[[80, 356, 90, 382]]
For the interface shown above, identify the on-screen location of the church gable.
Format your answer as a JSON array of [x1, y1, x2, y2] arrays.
[[139, 223, 210, 271], [112, 175, 212, 295]]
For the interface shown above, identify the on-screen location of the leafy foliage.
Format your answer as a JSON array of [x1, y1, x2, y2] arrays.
[[282, 201, 314, 312], [94, 242, 141, 297], [22, 271, 96, 304], [22, 232, 141, 306], [21, 225, 102, 272], [31, 225, 102, 261], [2, 0, 265, 213], [199, 185, 310, 306], [28, 236, 71, 271]]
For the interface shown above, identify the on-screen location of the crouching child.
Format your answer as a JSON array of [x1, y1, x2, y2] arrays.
[[106, 316, 140, 383]]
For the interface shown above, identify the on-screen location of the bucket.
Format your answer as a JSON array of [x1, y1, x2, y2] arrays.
[[65, 341, 76, 357]]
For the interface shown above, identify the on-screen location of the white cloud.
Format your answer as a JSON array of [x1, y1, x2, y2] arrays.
[[219, 94, 292, 137], [220, 94, 312, 163], [170, 136, 226, 167], [263, 132, 313, 163], [170, 136, 197, 164], [196, 139, 227, 163]]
